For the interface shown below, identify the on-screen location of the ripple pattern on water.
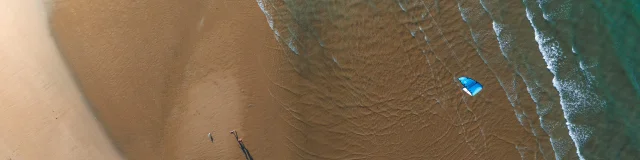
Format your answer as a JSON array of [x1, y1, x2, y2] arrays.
[[254, 0, 640, 159]]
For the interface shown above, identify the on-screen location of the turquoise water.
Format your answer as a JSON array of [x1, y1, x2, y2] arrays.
[[524, 0, 640, 159], [256, 0, 640, 159]]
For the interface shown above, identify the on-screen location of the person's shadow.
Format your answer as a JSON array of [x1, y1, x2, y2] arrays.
[[231, 130, 254, 160]]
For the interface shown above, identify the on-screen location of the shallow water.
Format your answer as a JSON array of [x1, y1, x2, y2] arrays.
[[256, 0, 640, 159]]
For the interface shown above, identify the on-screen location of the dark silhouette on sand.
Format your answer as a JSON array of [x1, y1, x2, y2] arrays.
[[230, 130, 254, 160]]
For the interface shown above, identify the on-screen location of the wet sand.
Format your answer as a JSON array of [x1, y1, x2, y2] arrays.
[[258, 0, 551, 159], [51, 0, 292, 159], [47, 0, 549, 159]]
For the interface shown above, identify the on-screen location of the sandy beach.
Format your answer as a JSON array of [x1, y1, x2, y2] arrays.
[[1, 0, 557, 159], [0, 0, 121, 159], [51, 0, 291, 159]]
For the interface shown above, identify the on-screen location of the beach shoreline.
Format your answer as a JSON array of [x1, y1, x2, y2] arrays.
[[4, 0, 561, 159]]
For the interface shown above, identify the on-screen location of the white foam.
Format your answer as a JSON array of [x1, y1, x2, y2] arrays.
[[492, 22, 504, 36], [458, 7, 470, 22], [492, 22, 515, 58], [397, 1, 407, 12], [578, 60, 597, 83], [460, 5, 552, 157], [256, 0, 274, 30], [538, 0, 572, 21], [567, 123, 594, 147], [273, 28, 281, 41], [469, 31, 481, 44], [457, 2, 485, 24], [287, 39, 299, 55], [548, 137, 576, 159], [515, 111, 526, 126], [458, 1, 522, 120], [525, 4, 606, 160], [256, 0, 279, 41]]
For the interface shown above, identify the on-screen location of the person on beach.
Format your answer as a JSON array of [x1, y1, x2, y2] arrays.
[[230, 130, 254, 160]]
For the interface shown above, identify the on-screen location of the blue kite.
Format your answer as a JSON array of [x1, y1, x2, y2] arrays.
[[458, 76, 483, 96]]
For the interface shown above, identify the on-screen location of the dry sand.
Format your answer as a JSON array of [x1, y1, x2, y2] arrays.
[[0, 0, 122, 159], [0, 0, 549, 159]]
